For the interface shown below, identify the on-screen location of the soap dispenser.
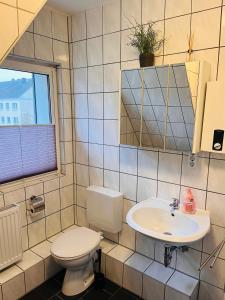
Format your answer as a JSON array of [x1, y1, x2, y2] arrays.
[[183, 188, 196, 214]]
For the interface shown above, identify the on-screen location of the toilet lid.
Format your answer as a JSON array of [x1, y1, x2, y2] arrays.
[[51, 227, 101, 259]]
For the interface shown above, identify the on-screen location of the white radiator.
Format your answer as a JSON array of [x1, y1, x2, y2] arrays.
[[0, 204, 23, 270]]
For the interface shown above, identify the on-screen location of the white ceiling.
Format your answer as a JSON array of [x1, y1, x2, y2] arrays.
[[48, 0, 112, 13]]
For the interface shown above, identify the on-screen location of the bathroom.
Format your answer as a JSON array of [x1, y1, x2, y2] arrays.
[[0, 0, 224, 299]]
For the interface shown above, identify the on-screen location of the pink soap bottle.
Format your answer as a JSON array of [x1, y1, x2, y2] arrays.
[[183, 188, 196, 214]]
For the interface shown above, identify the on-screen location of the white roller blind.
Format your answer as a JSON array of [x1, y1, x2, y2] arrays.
[[0, 125, 57, 184]]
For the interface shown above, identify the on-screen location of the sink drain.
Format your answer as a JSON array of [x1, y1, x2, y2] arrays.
[[163, 232, 172, 235]]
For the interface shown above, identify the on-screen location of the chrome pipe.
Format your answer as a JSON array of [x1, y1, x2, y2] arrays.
[[210, 238, 225, 269], [199, 238, 225, 271]]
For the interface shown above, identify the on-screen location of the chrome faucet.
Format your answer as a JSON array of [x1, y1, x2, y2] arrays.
[[169, 198, 180, 214]]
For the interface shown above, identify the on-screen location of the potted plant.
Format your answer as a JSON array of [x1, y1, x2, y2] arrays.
[[128, 21, 165, 68]]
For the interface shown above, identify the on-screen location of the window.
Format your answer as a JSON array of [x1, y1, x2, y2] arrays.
[[0, 68, 51, 125], [0, 103, 3, 110], [13, 117, 19, 124], [0, 60, 59, 184], [12, 103, 18, 111]]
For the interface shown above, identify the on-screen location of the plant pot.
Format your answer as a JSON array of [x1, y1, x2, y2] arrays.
[[139, 53, 155, 68]]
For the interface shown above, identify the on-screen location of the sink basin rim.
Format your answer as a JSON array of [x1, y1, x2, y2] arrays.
[[126, 198, 210, 245]]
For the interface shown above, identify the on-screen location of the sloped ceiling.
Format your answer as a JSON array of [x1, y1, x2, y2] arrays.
[[0, 0, 47, 64], [48, 0, 112, 13]]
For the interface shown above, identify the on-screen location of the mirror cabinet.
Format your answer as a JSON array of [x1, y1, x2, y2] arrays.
[[119, 61, 210, 153]]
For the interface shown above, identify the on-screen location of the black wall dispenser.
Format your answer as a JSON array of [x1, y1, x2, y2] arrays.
[[212, 129, 224, 151]]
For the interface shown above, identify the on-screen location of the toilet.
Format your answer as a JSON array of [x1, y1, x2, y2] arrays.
[[51, 186, 123, 296]]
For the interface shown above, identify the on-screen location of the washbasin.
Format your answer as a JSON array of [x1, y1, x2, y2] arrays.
[[126, 198, 210, 245]]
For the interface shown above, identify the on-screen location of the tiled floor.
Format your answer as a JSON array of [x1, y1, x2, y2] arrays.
[[20, 271, 142, 300]]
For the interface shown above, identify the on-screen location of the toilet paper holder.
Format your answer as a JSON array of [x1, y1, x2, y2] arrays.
[[28, 195, 45, 216]]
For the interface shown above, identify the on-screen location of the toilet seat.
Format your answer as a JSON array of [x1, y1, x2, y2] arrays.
[[51, 227, 101, 260]]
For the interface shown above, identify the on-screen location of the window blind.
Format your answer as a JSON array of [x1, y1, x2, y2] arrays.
[[0, 125, 57, 184]]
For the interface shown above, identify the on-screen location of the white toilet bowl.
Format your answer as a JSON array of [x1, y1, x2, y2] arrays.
[[51, 227, 102, 296], [51, 186, 123, 296]]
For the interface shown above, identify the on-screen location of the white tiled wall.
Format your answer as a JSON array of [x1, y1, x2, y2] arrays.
[[71, 0, 225, 298], [0, 235, 64, 299], [103, 242, 199, 300], [1, 1, 225, 299], [0, 5, 75, 253]]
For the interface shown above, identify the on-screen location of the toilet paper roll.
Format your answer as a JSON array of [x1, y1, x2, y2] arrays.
[[30, 196, 45, 216]]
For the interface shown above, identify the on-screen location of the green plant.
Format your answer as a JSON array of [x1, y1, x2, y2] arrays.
[[128, 21, 165, 55]]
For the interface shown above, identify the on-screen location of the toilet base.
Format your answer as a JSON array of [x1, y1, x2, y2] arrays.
[[62, 260, 95, 296]]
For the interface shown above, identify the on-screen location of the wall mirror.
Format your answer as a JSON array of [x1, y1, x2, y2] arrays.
[[119, 61, 210, 153]]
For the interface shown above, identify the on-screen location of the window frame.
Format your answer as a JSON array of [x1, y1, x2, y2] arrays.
[[0, 59, 61, 187]]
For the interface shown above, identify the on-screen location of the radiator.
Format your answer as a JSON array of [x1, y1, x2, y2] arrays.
[[0, 204, 23, 270]]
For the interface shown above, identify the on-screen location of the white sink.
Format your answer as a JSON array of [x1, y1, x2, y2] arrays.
[[126, 198, 210, 245]]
